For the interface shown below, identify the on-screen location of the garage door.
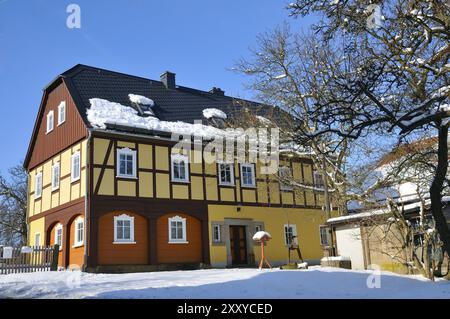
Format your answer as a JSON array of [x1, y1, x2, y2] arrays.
[[335, 225, 365, 270]]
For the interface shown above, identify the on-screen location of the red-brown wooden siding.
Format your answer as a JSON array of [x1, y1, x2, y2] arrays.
[[27, 80, 87, 170]]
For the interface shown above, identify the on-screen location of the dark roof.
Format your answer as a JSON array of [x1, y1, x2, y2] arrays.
[[59, 64, 273, 127]]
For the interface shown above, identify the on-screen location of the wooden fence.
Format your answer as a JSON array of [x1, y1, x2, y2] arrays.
[[0, 245, 59, 275]]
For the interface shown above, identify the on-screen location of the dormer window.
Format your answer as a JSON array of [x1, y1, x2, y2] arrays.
[[58, 101, 66, 125], [46, 110, 54, 133]]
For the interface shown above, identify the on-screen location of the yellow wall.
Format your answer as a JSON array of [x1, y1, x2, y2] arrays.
[[208, 204, 328, 267], [28, 139, 87, 217], [91, 137, 325, 210], [28, 217, 45, 246]]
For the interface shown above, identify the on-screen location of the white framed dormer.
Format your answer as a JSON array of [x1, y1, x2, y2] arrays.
[[46, 110, 54, 134], [168, 215, 188, 244], [35, 172, 42, 199], [113, 214, 135, 244], [51, 162, 60, 191], [73, 216, 84, 247], [218, 163, 234, 186], [171, 154, 189, 183], [116, 148, 137, 179], [54, 223, 63, 250], [240, 163, 256, 187], [57, 101, 66, 126], [71, 151, 81, 182]]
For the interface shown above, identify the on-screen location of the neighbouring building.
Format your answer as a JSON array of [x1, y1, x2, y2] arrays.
[[25, 64, 332, 272], [326, 137, 450, 273]]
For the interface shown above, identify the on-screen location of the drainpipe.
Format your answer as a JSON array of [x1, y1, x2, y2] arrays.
[[83, 129, 92, 271]]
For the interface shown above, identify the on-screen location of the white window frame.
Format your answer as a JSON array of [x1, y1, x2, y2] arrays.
[[113, 214, 135, 244], [218, 163, 234, 185], [35, 172, 42, 199], [73, 216, 84, 247], [240, 163, 256, 187], [283, 224, 298, 246], [279, 166, 293, 191], [319, 225, 330, 247], [71, 151, 81, 182], [51, 162, 60, 191], [57, 101, 66, 126], [55, 224, 63, 250], [212, 224, 221, 243], [116, 148, 137, 179], [171, 154, 189, 183], [46, 110, 54, 133], [168, 215, 188, 244], [34, 232, 41, 246], [313, 170, 325, 189]]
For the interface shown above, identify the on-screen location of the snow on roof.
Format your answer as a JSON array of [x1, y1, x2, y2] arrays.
[[252, 231, 272, 241], [87, 98, 232, 138], [327, 208, 390, 224], [128, 94, 155, 106], [202, 108, 227, 120], [256, 115, 271, 125], [330, 196, 450, 224]]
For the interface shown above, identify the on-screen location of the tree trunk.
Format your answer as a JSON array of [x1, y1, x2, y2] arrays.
[[429, 125, 450, 256]]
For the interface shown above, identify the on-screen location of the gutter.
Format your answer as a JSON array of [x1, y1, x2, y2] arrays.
[[83, 129, 93, 271]]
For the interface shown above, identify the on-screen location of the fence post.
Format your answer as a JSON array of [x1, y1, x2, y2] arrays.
[[50, 245, 59, 271]]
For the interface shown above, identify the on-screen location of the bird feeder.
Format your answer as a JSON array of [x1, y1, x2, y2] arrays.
[[252, 231, 272, 270]]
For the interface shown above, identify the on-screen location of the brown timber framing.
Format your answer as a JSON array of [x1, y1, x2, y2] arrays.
[[89, 129, 324, 209]]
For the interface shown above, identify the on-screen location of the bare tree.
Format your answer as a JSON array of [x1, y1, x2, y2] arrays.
[[287, 0, 450, 254], [0, 165, 28, 246]]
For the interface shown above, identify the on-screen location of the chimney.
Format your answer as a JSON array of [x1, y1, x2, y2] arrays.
[[160, 71, 176, 90], [209, 87, 225, 96]]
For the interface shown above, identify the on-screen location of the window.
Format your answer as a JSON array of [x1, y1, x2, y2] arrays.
[[171, 154, 189, 182], [46, 110, 54, 133], [55, 224, 63, 250], [279, 166, 293, 191], [168, 216, 187, 243], [35, 172, 42, 199], [71, 151, 80, 182], [117, 148, 137, 178], [34, 233, 41, 246], [51, 162, 60, 191], [212, 224, 221, 243], [219, 163, 234, 185], [284, 224, 298, 246], [240, 163, 255, 187], [114, 214, 135, 244], [313, 170, 325, 189], [319, 225, 331, 246], [255, 225, 262, 233], [74, 217, 84, 247], [57, 101, 66, 125]]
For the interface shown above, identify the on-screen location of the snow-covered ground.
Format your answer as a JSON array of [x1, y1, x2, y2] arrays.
[[1, 266, 449, 299]]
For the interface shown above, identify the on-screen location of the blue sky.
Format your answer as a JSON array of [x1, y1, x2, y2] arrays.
[[0, 0, 316, 174]]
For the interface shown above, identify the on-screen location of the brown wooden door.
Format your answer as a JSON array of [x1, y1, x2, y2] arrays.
[[230, 226, 247, 265]]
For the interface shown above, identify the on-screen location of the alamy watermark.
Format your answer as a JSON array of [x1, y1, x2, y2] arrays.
[[66, 4, 81, 29], [366, 264, 382, 289], [171, 121, 280, 175]]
